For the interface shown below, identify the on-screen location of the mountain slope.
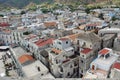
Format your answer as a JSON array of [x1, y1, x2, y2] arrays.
[[55, 0, 109, 4], [0, 0, 53, 8]]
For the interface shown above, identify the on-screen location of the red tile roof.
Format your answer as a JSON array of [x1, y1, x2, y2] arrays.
[[81, 48, 92, 54], [112, 62, 120, 70], [99, 48, 109, 55], [18, 54, 34, 64], [67, 34, 79, 41], [35, 38, 53, 47], [51, 48, 62, 54], [44, 22, 57, 27], [0, 22, 10, 27], [59, 38, 69, 41]]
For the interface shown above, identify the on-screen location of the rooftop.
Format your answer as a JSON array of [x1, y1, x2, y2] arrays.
[[67, 33, 79, 41], [59, 38, 69, 41], [81, 48, 92, 54], [12, 47, 27, 59], [78, 32, 101, 44], [64, 47, 74, 52], [0, 22, 10, 27], [99, 48, 110, 55], [85, 68, 108, 79], [102, 34, 116, 40], [24, 34, 37, 40], [18, 54, 34, 65], [51, 48, 62, 55], [44, 22, 57, 28], [112, 62, 120, 70], [92, 54, 118, 71], [22, 60, 48, 78], [35, 38, 53, 47]]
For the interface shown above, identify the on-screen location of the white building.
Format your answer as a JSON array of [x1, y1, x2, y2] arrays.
[[79, 48, 96, 77], [48, 38, 79, 78], [84, 48, 118, 79], [110, 61, 120, 79], [9, 46, 55, 79], [114, 33, 120, 51]]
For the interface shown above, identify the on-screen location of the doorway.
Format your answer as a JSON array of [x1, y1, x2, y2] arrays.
[[92, 65, 95, 70]]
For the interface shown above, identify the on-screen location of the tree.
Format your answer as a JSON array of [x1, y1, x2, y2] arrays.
[[0, 14, 4, 17], [85, 8, 90, 14], [98, 13, 104, 20], [112, 16, 117, 21], [21, 11, 26, 15], [23, 31, 31, 35], [41, 8, 50, 13]]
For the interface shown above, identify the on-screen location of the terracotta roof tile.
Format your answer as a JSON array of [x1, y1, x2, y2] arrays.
[[51, 48, 61, 54], [44, 22, 57, 27], [99, 48, 109, 55], [18, 54, 34, 64], [0, 22, 10, 27], [112, 62, 120, 70], [35, 38, 53, 47], [81, 48, 92, 54]]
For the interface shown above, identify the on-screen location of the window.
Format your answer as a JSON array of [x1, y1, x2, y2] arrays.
[[82, 55, 84, 58], [10, 36, 12, 39], [81, 70, 83, 73], [66, 41, 68, 44], [81, 60, 84, 63], [37, 67, 40, 71], [74, 62, 77, 66], [90, 45, 92, 48], [67, 72, 70, 76], [105, 53, 110, 59], [73, 68, 76, 73], [72, 50, 74, 52], [70, 65, 72, 68], [60, 67, 63, 72], [77, 40, 79, 45], [56, 60, 58, 64]]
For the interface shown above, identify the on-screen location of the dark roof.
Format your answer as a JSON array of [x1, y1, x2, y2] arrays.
[[40, 50, 49, 58]]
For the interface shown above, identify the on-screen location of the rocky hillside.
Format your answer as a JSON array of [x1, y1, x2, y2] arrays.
[[55, 0, 109, 4], [0, 0, 53, 8]]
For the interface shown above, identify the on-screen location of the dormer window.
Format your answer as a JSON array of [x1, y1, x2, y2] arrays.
[[105, 53, 110, 59], [98, 48, 111, 59]]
